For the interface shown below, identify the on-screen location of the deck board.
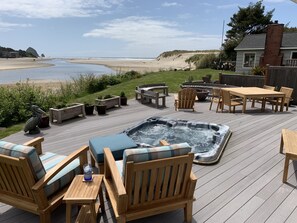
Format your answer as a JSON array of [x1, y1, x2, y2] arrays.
[[1, 95, 297, 223]]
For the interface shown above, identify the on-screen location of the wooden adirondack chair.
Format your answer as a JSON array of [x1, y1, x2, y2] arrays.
[[103, 141, 197, 223], [0, 137, 88, 223], [174, 88, 197, 111]]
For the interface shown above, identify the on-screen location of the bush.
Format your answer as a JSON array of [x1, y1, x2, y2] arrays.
[[251, 66, 265, 75], [120, 70, 141, 81], [0, 82, 59, 127], [196, 54, 217, 69]]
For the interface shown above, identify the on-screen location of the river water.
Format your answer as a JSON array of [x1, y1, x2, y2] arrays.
[[0, 59, 115, 84]]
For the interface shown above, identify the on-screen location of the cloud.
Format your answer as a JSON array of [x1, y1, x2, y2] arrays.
[[162, 2, 181, 7], [264, 0, 287, 2], [0, 21, 32, 31], [217, 4, 239, 9], [83, 16, 221, 56], [0, 0, 124, 18]]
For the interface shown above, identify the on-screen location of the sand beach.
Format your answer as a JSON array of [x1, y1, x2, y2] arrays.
[[0, 58, 53, 71], [68, 52, 199, 74]]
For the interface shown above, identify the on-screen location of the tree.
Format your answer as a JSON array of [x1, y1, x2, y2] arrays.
[[284, 26, 297, 32], [222, 1, 274, 61]]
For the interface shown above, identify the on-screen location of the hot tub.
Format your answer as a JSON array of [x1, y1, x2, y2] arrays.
[[123, 116, 232, 164]]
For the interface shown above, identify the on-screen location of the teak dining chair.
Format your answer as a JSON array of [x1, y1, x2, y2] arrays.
[[251, 85, 275, 108], [209, 87, 222, 112], [220, 89, 243, 113], [268, 86, 293, 111]]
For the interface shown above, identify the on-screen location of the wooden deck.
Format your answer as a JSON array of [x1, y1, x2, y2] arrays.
[[1, 95, 297, 223]]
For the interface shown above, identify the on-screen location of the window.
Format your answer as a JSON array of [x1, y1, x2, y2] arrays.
[[292, 52, 297, 59], [243, 53, 255, 67]]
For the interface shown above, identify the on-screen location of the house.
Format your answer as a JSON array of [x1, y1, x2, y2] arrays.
[[234, 23, 297, 73]]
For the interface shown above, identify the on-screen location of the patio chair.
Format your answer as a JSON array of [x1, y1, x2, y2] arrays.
[[0, 137, 88, 223], [103, 141, 197, 223], [251, 85, 275, 108], [174, 88, 197, 111], [268, 86, 293, 111], [209, 87, 222, 112], [220, 89, 243, 113]]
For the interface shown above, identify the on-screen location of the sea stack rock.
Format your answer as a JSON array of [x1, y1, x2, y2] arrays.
[[26, 47, 39, 57]]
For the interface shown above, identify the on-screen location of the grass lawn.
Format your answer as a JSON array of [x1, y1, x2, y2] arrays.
[[73, 68, 229, 104]]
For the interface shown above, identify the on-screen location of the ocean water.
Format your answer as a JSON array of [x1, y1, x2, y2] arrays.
[[0, 59, 116, 84]]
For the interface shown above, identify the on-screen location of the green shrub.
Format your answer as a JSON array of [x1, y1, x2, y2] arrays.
[[251, 66, 265, 75], [196, 54, 217, 69]]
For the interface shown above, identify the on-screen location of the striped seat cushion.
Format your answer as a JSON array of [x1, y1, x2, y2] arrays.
[[0, 140, 46, 181], [40, 152, 81, 197], [122, 142, 191, 178]]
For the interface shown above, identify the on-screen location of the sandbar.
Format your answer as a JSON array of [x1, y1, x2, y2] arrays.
[[0, 58, 53, 71]]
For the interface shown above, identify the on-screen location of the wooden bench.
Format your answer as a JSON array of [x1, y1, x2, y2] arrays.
[[280, 129, 297, 182], [135, 83, 168, 100], [140, 90, 166, 108]]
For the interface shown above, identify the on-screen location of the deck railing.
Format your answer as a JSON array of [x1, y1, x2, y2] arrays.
[[285, 59, 297, 67]]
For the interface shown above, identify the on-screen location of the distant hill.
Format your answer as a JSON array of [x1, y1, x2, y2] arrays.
[[157, 50, 220, 58], [0, 46, 39, 58]]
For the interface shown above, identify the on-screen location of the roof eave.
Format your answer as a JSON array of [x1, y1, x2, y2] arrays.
[[280, 47, 297, 50], [235, 47, 264, 51]]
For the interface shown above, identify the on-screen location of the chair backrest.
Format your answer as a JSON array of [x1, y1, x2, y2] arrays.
[[211, 88, 221, 98], [280, 87, 293, 104], [177, 88, 196, 109], [122, 143, 193, 209], [0, 141, 45, 203], [263, 85, 275, 91], [0, 141, 46, 180], [221, 89, 231, 106]]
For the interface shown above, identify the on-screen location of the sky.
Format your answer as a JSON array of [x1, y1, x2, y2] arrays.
[[0, 0, 296, 58]]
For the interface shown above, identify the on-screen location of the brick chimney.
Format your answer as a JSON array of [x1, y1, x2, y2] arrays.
[[259, 23, 284, 67]]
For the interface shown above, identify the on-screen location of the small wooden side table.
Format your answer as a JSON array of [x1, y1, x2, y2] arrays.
[[63, 174, 104, 223]]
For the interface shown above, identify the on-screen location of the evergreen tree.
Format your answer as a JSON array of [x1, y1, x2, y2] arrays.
[[222, 1, 274, 61]]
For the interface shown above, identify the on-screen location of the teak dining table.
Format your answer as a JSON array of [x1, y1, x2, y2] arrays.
[[222, 87, 285, 113]]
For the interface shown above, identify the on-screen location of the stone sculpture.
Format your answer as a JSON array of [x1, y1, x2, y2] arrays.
[[24, 104, 46, 134]]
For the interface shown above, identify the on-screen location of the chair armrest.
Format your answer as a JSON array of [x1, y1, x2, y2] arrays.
[[159, 140, 170, 146], [104, 148, 127, 214], [32, 145, 88, 191], [104, 148, 126, 196], [23, 137, 44, 155], [186, 171, 197, 199]]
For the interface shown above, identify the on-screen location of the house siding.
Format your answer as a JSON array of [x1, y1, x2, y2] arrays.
[[235, 50, 263, 74]]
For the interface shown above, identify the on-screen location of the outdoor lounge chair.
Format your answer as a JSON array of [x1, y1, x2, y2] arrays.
[[221, 89, 243, 113], [174, 88, 197, 111], [103, 140, 197, 223], [0, 137, 88, 223]]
